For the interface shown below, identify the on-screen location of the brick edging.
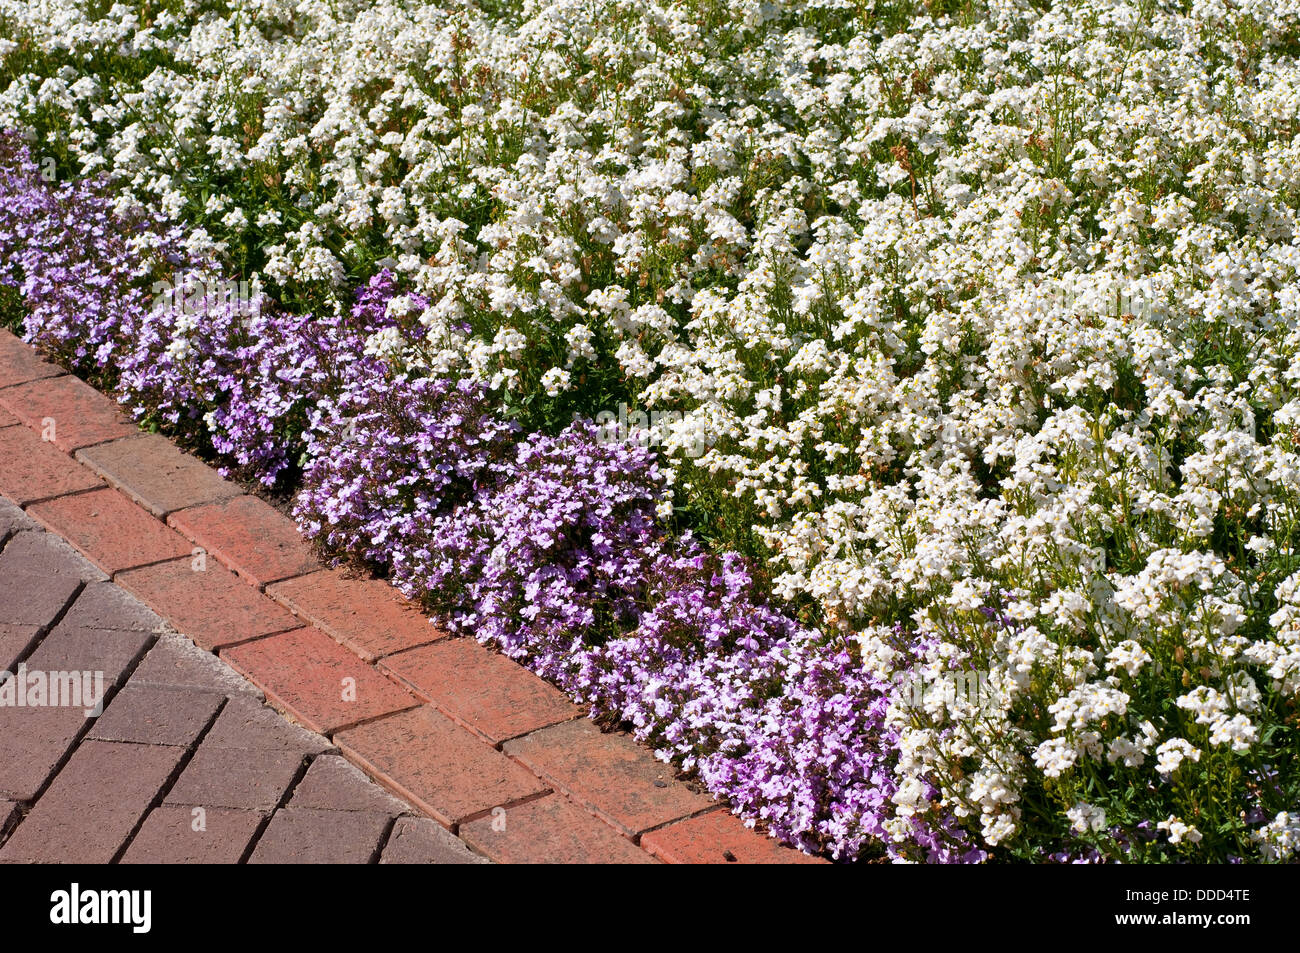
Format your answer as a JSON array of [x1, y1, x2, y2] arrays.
[[0, 329, 822, 864]]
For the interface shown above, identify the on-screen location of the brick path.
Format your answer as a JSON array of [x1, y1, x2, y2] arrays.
[[0, 502, 485, 863], [0, 329, 820, 864]]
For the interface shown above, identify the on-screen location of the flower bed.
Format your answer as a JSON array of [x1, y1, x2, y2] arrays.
[[4, 0, 1300, 862]]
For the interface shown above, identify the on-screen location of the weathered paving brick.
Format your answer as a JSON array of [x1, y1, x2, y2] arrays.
[[88, 685, 224, 747], [221, 627, 417, 734], [168, 496, 318, 589], [0, 623, 41, 672], [379, 815, 488, 865], [0, 704, 88, 801], [267, 570, 444, 661], [0, 528, 106, 582], [57, 580, 163, 633], [121, 805, 266, 865], [0, 425, 104, 505], [640, 810, 827, 864], [335, 707, 549, 828], [288, 754, 405, 815], [0, 566, 81, 628], [76, 433, 241, 518], [25, 622, 154, 688], [0, 739, 186, 863], [165, 744, 307, 812], [460, 793, 657, 865], [116, 557, 301, 652], [199, 696, 330, 755], [248, 807, 391, 864], [29, 488, 192, 574], [0, 496, 35, 539], [381, 639, 579, 744], [0, 330, 62, 389], [0, 373, 136, 452], [504, 719, 714, 837], [130, 633, 263, 699]]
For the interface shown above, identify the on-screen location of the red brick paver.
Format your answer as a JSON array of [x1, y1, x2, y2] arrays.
[[29, 487, 191, 574], [268, 569, 444, 661], [0, 330, 61, 388], [640, 809, 826, 864], [116, 556, 301, 651], [336, 707, 549, 827], [460, 793, 659, 864], [221, 627, 418, 734], [169, 495, 318, 589], [77, 433, 241, 517], [0, 373, 136, 452], [381, 638, 579, 744], [0, 425, 104, 505], [504, 718, 714, 837]]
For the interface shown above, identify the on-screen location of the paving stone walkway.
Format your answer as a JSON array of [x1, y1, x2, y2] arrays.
[[0, 500, 486, 864], [0, 329, 820, 864]]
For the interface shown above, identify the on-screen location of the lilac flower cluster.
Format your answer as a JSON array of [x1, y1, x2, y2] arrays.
[[119, 269, 420, 485], [396, 422, 663, 678], [0, 133, 187, 375], [296, 371, 518, 567]]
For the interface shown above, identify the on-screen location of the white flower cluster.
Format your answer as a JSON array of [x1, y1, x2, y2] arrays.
[[6, 0, 1300, 857]]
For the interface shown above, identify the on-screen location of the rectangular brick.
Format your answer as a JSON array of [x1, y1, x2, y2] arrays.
[[380, 816, 487, 865], [165, 744, 306, 812], [25, 623, 154, 687], [381, 639, 579, 744], [0, 704, 88, 801], [503, 719, 713, 837], [640, 809, 826, 864], [0, 373, 135, 452], [0, 564, 81, 627], [116, 556, 302, 652], [0, 330, 62, 388], [248, 807, 390, 864], [58, 580, 163, 632], [335, 707, 549, 827], [0, 739, 186, 863], [460, 793, 656, 864], [267, 570, 444, 661], [221, 627, 417, 734], [288, 754, 405, 815], [89, 685, 224, 747], [121, 805, 266, 864], [198, 696, 331, 754], [169, 495, 318, 589], [131, 633, 263, 698], [0, 528, 107, 582], [0, 425, 104, 505], [0, 407, 17, 428], [29, 487, 192, 574], [76, 433, 241, 518]]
